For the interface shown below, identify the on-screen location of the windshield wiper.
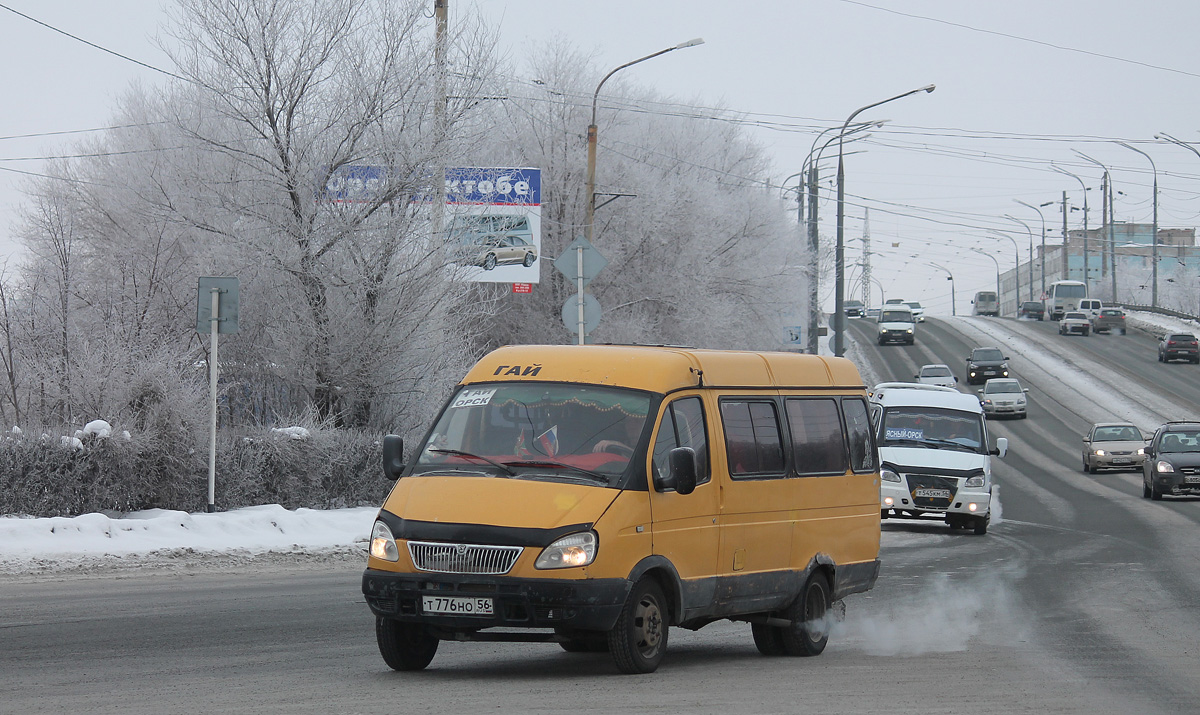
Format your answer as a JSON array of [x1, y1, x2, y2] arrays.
[[884, 438, 943, 449], [427, 449, 516, 476], [502, 459, 610, 483], [921, 438, 980, 452]]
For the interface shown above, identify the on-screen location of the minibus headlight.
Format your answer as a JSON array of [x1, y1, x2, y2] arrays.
[[1156, 460, 1175, 473], [881, 467, 902, 483], [369, 519, 400, 562], [1137, 447, 1145, 456], [535, 531, 597, 569], [963, 475, 985, 488]]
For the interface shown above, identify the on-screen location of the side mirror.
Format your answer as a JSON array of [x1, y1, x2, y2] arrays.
[[1081, 436, 1088, 442], [1023, 388, 1029, 393], [668, 447, 698, 495], [914, 374, 920, 379], [953, 376, 958, 383], [976, 389, 983, 394], [382, 434, 405, 480], [1004, 356, 1011, 360], [992, 437, 1008, 458]]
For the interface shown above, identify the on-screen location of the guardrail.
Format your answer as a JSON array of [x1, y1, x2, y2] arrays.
[[1118, 304, 1199, 322]]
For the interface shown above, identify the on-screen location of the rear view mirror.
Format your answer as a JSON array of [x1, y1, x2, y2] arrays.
[[668, 447, 698, 495], [382, 434, 405, 480], [992, 437, 1008, 458]]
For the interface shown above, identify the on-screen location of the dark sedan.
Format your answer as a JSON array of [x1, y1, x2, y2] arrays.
[[1018, 301, 1045, 320], [1158, 333, 1199, 363], [1143, 423, 1200, 499], [965, 347, 1010, 385]]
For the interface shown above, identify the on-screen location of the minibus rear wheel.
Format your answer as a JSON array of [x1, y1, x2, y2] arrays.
[[608, 578, 669, 674], [375, 616, 439, 671], [781, 572, 831, 657]]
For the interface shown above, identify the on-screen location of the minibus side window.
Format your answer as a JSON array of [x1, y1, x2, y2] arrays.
[[841, 397, 877, 472], [784, 398, 847, 475], [720, 399, 785, 478], [651, 397, 711, 487]]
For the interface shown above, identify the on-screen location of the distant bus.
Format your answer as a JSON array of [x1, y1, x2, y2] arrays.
[[972, 291, 999, 316], [1046, 280, 1088, 321]]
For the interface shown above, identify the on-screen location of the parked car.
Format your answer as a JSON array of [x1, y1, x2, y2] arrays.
[[1082, 423, 1147, 473], [1018, 301, 1045, 321], [1058, 311, 1091, 336], [915, 363, 957, 389], [1157, 333, 1199, 363], [844, 299, 865, 317], [1078, 298, 1104, 322], [1092, 308, 1127, 335], [1142, 421, 1200, 500], [903, 301, 926, 323], [965, 347, 1010, 385], [977, 378, 1028, 419]]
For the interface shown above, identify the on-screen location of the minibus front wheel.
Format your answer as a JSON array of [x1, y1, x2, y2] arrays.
[[781, 572, 831, 657], [607, 578, 669, 674], [375, 616, 438, 671]]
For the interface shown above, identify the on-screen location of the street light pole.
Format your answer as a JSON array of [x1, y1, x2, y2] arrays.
[[1118, 141, 1159, 308], [988, 231, 1020, 315], [580, 38, 702, 345], [1074, 151, 1117, 303], [585, 38, 704, 245], [971, 248, 1001, 307], [1053, 164, 1089, 285], [930, 263, 955, 315], [834, 84, 935, 356], [1003, 214, 1034, 302], [1014, 199, 1051, 297]]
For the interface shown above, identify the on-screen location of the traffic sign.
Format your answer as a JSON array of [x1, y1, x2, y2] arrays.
[[562, 293, 601, 334], [553, 236, 607, 287], [196, 277, 240, 334]]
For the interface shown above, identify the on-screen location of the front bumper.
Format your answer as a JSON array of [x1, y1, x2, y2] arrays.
[[362, 569, 630, 632], [878, 330, 914, 344], [1148, 470, 1200, 494], [983, 402, 1026, 417], [880, 480, 990, 518], [1089, 452, 1144, 470], [967, 367, 1007, 383]]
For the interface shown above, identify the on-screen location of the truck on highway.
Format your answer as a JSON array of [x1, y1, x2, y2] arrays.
[[1047, 280, 1088, 321]]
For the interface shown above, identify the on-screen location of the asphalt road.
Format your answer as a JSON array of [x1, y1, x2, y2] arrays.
[[2, 316, 1198, 714]]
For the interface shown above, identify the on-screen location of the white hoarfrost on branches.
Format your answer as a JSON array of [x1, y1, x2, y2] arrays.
[[83, 420, 113, 439], [271, 426, 311, 440]]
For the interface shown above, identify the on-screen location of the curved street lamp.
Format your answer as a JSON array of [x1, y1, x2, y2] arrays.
[[929, 263, 955, 315], [1003, 214, 1035, 302], [1073, 150, 1118, 303], [834, 84, 936, 356], [971, 248, 1001, 308], [1014, 198, 1052, 296], [1052, 164, 1089, 283], [585, 38, 704, 245], [987, 230, 1020, 314], [1117, 141, 1159, 307]]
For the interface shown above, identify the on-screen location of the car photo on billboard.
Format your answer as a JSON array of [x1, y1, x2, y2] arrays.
[[447, 214, 538, 271]]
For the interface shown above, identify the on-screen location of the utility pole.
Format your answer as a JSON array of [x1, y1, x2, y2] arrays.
[[860, 208, 871, 308], [1110, 182, 1117, 302], [1061, 191, 1069, 280], [432, 0, 448, 239], [806, 163, 820, 355]]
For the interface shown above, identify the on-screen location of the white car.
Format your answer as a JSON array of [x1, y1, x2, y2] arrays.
[[869, 382, 1006, 535], [915, 363, 957, 389], [1059, 311, 1091, 336], [904, 301, 926, 323], [978, 378, 1029, 419], [877, 305, 916, 345]]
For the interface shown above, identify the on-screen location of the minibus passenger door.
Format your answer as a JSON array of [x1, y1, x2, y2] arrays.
[[648, 396, 720, 610]]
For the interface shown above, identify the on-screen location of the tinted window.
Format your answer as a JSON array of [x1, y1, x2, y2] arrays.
[[720, 400, 785, 477], [785, 398, 846, 475], [972, 349, 1004, 362], [652, 397, 711, 487], [842, 398, 876, 472], [879, 407, 985, 453], [1168, 334, 1197, 341], [1159, 431, 1200, 452]]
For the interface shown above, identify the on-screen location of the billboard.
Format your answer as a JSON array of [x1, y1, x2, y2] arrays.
[[444, 168, 542, 284]]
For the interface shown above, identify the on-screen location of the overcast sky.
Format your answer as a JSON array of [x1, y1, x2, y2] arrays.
[[3, 0, 1199, 314]]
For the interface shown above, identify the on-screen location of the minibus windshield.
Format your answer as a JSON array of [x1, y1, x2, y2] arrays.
[[412, 382, 653, 485], [878, 407, 984, 453]]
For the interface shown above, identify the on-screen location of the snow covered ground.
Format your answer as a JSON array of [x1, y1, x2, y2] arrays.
[[2, 310, 1195, 577]]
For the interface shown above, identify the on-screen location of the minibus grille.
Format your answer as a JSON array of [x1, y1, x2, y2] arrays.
[[407, 541, 523, 575]]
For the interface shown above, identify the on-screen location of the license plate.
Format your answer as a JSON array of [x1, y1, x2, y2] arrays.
[[422, 596, 494, 615], [914, 488, 952, 499], [1185, 476, 1200, 484], [1112, 458, 1131, 464]]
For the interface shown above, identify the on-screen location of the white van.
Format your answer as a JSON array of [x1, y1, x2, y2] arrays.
[[1078, 298, 1103, 322], [876, 305, 916, 345], [868, 383, 1008, 535]]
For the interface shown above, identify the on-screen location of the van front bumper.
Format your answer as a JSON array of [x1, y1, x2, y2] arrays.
[[881, 481, 990, 518], [363, 569, 630, 632]]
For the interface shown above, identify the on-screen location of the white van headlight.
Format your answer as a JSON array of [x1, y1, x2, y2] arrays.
[[535, 531, 597, 569], [369, 519, 400, 562], [881, 467, 902, 483], [963, 475, 985, 488]]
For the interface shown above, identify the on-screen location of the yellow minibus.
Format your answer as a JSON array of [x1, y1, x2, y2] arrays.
[[362, 345, 881, 673]]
